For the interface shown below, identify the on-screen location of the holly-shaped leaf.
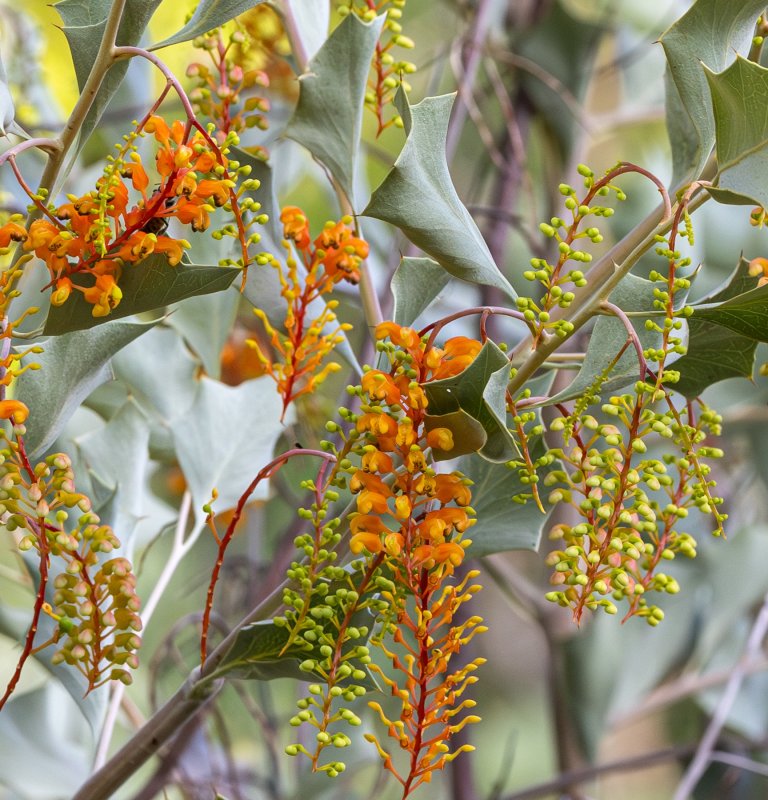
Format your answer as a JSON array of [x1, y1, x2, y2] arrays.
[[460, 437, 555, 556], [674, 258, 762, 396], [706, 57, 768, 207], [285, 12, 385, 207], [659, 0, 765, 186], [170, 376, 290, 523], [44, 255, 239, 335], [458, 373, 557, 556], [151, 0, 268, 50], [207, 621, 309, 682], [209, 598, 376, 687], [364, 91, 516, 298], [391, 257, 451, 327], [424, 341, 518, 463], [14, 319, 157, 457]]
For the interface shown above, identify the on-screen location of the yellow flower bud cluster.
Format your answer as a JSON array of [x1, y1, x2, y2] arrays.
[[339, 0, 417, 135], [543, 396, 725, 625], [2, 443, 141, 694]]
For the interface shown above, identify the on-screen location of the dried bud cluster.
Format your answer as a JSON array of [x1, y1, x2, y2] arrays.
[[4, 444, 141, 689]]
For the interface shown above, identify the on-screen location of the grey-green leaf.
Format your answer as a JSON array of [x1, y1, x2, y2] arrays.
[[109, 325, 200, 462], [459, 437, 555, 556], [392, 257, 451, 327], [693, 283, 768, 341], [44, 255, 239, 335], [112, 325, 199, 423], [0, 684, 94, 796], [548, 273, 662, 404], [151, 0, 268, 50], [674, 258, 761, 396], [0, 601, 109, 737], [168, 287, 240, 379], [364, 92, 516, 299], [208, 621, 313, 682], [73, 400, 150, 553], [170, 376, 289, 522], [55, 0, 163, 151], [706, 57, 768, 208], [659, 0, 765, 186], [285, 12, 384, 207], [424, 341, 518, 463], [14, 319, 157, 457]]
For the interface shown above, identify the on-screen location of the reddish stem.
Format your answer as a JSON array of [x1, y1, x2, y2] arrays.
[[419, 305, 527, 352], [402, 567, 433, 797], [200, 448, 335, 664], [0, 515, 49, 711]]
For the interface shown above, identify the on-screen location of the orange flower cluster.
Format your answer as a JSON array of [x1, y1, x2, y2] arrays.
[[748, 256, 768, 287], [3, 116, 236, 317], [248, 206, 366, 418], [346, 322, 486, 793]]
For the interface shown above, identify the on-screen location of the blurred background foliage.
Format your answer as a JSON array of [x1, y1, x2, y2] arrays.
[[1, 0, 768, 798]]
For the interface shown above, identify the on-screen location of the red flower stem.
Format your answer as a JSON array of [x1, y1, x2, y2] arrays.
[[402, 567, 432, 798], [0, 514, 49, 711], [599, 301, 649, 380], [8, 157, 62, 225], [71, 551, 104, 690], [419, 305, 528, 351], [0, 317, 11, 401], [112, 47, 197, 121], [200, 448, 336, 665], [0, 137, 60, 170], [214, 34, 234, 135]]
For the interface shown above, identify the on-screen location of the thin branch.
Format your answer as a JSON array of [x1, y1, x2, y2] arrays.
[[599, 301, 649, 379], [200, 448, 335, 664], [37, 0, 128, 197], [502, 744, 696, 800], [710, 750, 768, 778], [93, 491, 196, 769], [445, 0, 497, 160], [449, 41, 506, 170], [610, 656, 768, 728], [494, 50, 595, 135], [673, 591, 768, 800]]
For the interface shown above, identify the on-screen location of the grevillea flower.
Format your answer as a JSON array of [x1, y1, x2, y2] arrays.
[[7, 114, 246, 318], [0, 220, 27, 249], [748, 256, 768, 287], [280, 321, 485, 795], [247, 207, 362, 418], [0, 399, 29, 423]]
